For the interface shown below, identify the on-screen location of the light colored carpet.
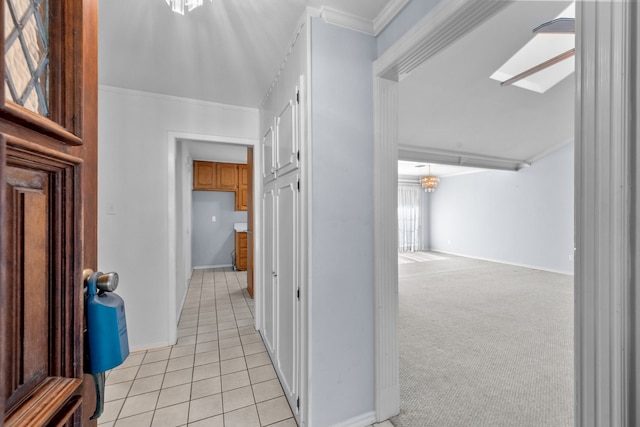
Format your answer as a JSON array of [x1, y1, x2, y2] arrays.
[[398, 251, 447, 264], [391, 252, 574, 427]]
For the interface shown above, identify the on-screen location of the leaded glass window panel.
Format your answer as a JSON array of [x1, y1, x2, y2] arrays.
[[4, 0, 49, 117]]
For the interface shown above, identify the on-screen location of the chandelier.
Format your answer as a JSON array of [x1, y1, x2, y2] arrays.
[[420, 166, 440, 192], [166, 0, 211, 14]]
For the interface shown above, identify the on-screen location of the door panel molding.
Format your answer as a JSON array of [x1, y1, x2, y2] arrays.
[[275, 172, 299, 410], [2, 133, 83, 422]]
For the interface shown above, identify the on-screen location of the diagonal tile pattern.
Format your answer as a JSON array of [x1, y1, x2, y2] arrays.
[[98, 268, 294, 427]]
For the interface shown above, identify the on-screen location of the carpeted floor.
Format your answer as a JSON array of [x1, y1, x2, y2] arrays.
[[391, 252, 574, 427]]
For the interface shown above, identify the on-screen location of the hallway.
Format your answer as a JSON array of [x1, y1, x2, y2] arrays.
[[98, 268, 295, 427]]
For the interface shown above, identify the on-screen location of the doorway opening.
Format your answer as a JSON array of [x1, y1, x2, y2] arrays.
[[394, 154, 574, 425], [168, 133, 260, 345], [373, 1, 636, 424]]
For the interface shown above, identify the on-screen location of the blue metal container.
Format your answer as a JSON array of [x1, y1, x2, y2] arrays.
[[86, 279, 130, 374]]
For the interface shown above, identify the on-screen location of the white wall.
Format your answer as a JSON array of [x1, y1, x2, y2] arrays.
[[98, 86, 258, 350], [429, 143, 574, 274], [310, 18, 376, 426]]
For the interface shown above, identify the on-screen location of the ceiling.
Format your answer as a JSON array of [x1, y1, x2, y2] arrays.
[[398, 1, 575, 167], [99, 1, 575, 173], [98, 0, 390, 108]]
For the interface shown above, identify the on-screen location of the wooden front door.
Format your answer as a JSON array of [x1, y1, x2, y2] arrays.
[[0, 0, 98, 426]]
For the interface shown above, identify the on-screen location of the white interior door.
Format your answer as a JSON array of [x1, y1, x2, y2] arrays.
[[276, 171, 299, 413], [262, 181, 277, 354]]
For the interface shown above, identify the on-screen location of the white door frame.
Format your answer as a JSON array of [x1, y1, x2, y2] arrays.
[[167, 132, 260, 345], [372, 0, 640, 423]]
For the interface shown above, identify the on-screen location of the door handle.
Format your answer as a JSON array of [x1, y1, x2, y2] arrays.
[[84, 269, 119, 292]]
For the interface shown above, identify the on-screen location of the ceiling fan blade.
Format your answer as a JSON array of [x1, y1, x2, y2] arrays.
[[500, 48, 575, 87], [533, 17, 575, 34]]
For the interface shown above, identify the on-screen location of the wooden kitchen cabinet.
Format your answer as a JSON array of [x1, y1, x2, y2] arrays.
[[193, 160, 216, 190], [235, 231, 248, 271], [193, 161, 248, 212], [236, 164, 248, 211], [217, 163, 238, 190]]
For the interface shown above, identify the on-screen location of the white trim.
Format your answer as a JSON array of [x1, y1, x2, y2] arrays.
[[574, 1, 638, 424], [373, 76, 400, 422], [331, 411, 376, 427], [373, 0, 411, 35], [319, 6, 374, 35], [302, 15, 313, 427], [374, 0, 508, 81], [192, 264, 233, 269], [398, 143, 529, 171], [167, 135, 178, 345], [432, 250, 574, 276], [98, 84, 258, 113], [261, 13, 309, 108]]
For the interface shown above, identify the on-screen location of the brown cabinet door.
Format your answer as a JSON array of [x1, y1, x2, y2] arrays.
[[235, 232, 248, 271], [246, 148, 254, 298], [236, 164, 248, 211], [217, 163, 238, 191], [193, 161, 216, 190], [1, 1, 99, 426]]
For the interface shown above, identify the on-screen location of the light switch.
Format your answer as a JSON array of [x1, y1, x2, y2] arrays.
[[212, 216, 216, 222]]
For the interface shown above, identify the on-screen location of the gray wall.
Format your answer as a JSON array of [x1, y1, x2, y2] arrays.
[[430, 143, 574, 274], [310, 18, 376, 426], [192, 191, 247, 268]]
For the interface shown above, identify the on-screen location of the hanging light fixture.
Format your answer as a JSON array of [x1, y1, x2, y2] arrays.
[[166, 0, 211, 15], [420, 165, 440, 192]]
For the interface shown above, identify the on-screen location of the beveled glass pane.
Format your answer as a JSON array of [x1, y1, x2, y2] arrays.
[[4, 0, 49, 116]]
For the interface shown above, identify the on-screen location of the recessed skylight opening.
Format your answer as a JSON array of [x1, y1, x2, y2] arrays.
[[490, 2, 575, 93]]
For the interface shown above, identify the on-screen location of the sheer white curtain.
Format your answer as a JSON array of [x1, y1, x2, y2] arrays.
[[398, 184, 423, 252]]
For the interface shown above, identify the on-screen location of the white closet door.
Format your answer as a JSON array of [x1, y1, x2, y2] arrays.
[[276, 93, 299, 176], [276, 171, 299, 410], [263, 125, 276, 183], [262, 182, 277, 354]]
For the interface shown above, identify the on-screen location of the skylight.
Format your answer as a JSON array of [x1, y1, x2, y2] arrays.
[[490, 2, 575, 93]]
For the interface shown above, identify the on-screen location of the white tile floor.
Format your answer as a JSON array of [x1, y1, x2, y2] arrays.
[[98, 268, 296, 427]]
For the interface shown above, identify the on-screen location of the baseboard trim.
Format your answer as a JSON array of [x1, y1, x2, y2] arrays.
[[332, 411, 376, 427], [430, 250, 574, 276], [192, 264, 233, 269]]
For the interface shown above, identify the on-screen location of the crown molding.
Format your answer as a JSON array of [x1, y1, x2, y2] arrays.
[[398, 143, 529, 171], [319, 6, 374, 35], [374, 0, 508, 81], [373, 0, 411, 35], [99, 84, 259, 113]]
